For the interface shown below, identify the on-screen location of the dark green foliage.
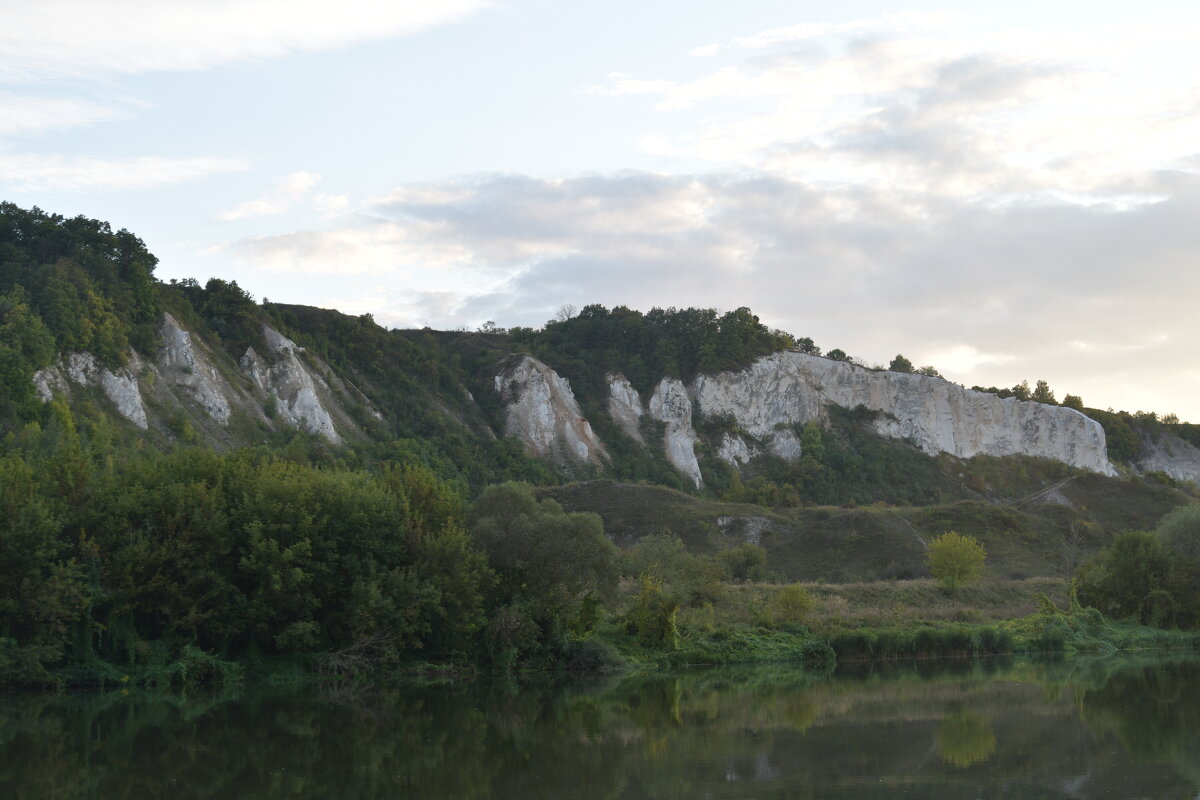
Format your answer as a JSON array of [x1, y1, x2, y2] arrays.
[[1157, 504, 1200, 562], [1075, 529, 1199, 628], [0, 417, 496, 684], [0, 203, 159, 371], [1085, 408, 1141, 463], [469, 482, 620, 664], [514, 304, 795, 397], [888, 354, 915, 373]]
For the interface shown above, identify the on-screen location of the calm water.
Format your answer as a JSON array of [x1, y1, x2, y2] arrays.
[[2, 657, 1199, 799]]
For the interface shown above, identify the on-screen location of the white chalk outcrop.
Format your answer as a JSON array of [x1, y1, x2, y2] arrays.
[[494, 355, 606, 467], [717, 432, 758, 466], [693, 352, 1116, 476], [607, 374, 645, 443], [33, 351, 149, 429], [1137, 431, 1200, 486], [649, 377, 703, 488], [241, 325, 340, 443], [157, 313, 231, 424]]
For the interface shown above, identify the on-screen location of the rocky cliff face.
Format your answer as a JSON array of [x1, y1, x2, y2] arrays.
[[32, 314, 362, 445], [1136, 431, 1200, 486], [692, 352, 1116, 476], [648, 377, 703, 489], [34, 351, 149, 429], [157, 313, 233, 425], [241, 326, 341, 443], [495, 350, 1121, 484], [607, 374, 644, 443], [494, 355, 607, 468]]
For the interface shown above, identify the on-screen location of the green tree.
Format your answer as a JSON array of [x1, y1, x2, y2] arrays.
[[1075, 529, 1178, 626], [888, 354, 915, 373], [794, 337, 821, 356], [927, 531, 986, 592], [1061, 394, 1084, 411], [470, 483, 619, 652], [1157, 504, 1200, 563], [1032, 380, 1056, 404], [826, 348, 851, 362]]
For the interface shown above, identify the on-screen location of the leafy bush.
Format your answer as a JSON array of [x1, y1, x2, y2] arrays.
[[928, 531, 986, 592]]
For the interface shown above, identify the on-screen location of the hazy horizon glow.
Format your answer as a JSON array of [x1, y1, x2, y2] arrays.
[[3, 1, 1199, 420]]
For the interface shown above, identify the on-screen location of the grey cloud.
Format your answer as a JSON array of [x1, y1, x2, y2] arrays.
[[235, 168, 1200, 418]]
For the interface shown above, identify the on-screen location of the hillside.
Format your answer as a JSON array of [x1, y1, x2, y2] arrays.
[[2, 202, 1198, 556]]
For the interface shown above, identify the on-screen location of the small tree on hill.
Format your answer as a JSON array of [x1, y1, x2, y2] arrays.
[[888, 354, 915, 373], [928, 531, 986, 593]]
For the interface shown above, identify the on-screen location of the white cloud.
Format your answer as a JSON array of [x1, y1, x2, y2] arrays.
[[219, 170, 322, 221], [0, 92, 125, 135], [0, 152, 247, 192], [592, 16, 1200, 206], [0, 0, 491, 81]]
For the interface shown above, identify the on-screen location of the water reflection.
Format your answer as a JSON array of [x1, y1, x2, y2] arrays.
[[1, 657, 1198, 799]]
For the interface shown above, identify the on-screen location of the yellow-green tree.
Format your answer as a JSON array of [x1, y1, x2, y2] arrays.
[[928, 531, 986, 592]]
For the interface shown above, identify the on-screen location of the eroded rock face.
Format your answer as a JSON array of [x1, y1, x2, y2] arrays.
[[649, 377, 703, 488], [1137, 431, 1200, 486], [495, 355, 606, 467], [607, 373, 644, 443], [241, 325, 340, 443], [33, 352, 149, 429], [717, 433, 758, 466], [693, 352, 1116, 476], [157, 313, 231, 424]]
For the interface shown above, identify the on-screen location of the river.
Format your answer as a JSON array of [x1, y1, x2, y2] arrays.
[[2, 656, 1198, 798]]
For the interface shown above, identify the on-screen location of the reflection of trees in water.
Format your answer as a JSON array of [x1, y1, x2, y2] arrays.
[[936, 709, 996, 768], [3, 659, 1200, 798], [1080, 659, 1200, 790]]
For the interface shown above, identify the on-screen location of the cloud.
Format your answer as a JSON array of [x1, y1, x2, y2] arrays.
[[0, 152, 247, 192], [0, 91, 126, 136], [589, 16, 1200, 206], [219, 171, 323, 221], [224, 168, 1200, 419], [0, 0, 491, 81]]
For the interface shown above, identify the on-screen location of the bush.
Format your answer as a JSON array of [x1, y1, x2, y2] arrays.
[[770, 584, 815, 624], [622, 575, 680, 650], [928, 531, 986, 592]]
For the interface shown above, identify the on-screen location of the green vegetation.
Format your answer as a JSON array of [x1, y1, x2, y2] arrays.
[[512, 303, 796, 396], [928, 531, 986, 592], [2, 202, 1200, 687]]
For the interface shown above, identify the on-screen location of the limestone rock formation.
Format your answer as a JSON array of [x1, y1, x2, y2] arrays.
[[33, 351, 149, 429], [240, 325, 340, 443], [648, 377, 703, 488], [1136, 431, 1200, 486], [607, 373, 645, 443], [693, 352, 1116, 476], [157, 313, 232, 424], [494, 355, 606, 467]]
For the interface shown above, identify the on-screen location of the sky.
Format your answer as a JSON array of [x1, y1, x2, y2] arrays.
[[3, 0, 1200, 421]]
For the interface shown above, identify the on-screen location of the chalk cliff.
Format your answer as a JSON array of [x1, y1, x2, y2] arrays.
[[34, 351, 149, 429], [241, 326, 341, 443], [494, 355, 606, 468], [157, 312, 233, 425], [693, 352, 1116, 476], [32, 314, 361, 445], [1136, 431, 1200, 486], [648, 377, 703, 488], [495, 350, 1120, 484]]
